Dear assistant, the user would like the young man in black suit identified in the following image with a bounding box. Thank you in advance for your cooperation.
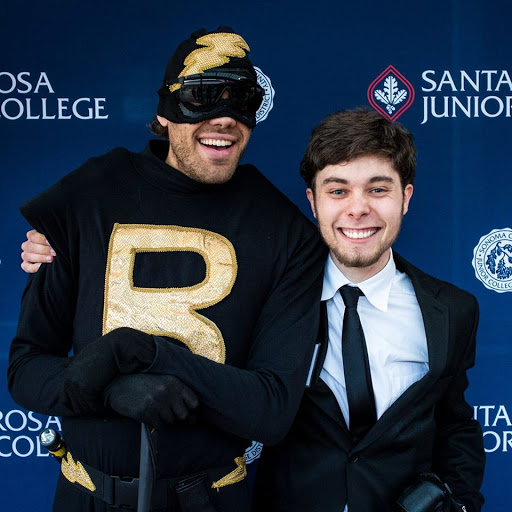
[253,108,485,512]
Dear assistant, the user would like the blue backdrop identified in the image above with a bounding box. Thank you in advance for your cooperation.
[1,1,510,510]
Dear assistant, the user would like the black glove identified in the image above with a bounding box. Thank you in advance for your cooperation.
[104,374,199,428]
[61,327,156,415]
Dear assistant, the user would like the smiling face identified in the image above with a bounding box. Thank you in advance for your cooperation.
[157,114,251,184]
[307,155,413,283]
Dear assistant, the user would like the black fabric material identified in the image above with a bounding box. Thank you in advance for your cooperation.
[306,300,329,388]
[339,285,376,443]
[8,139,326,511]
[104,374,198,428]
[61,327,156,415]
[252,253,485,512]
[175,473,218,512]
[157,26,259,127]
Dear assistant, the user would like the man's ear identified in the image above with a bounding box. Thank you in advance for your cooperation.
[402,184,413,215]
[156,115,169,128]
[306,188,317,219]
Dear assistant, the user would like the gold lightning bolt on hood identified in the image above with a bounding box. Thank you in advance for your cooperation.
[169,32,251,92]
[159,26,256,91]
[156,26,261,128]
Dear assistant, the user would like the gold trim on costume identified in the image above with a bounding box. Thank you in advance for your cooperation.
[211,456,247,490]
[61,452,96,492]
[103,224,237,364]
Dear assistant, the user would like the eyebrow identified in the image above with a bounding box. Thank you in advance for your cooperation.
[369,175,395,184]
[320,175,395,186]
[320,177,349,185]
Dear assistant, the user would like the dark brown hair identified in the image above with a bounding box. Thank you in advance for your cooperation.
[300,107,416,190]
[148,117,168,138]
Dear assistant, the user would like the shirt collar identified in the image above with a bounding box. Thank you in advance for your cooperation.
[321,249,396,312]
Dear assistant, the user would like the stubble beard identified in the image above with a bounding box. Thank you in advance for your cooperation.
[322,212,404,270]
[172,145,240,184]
[330,242,391,269]
[167,131,247,185]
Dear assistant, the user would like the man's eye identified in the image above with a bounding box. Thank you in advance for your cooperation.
[371,187,386,193]
[331,189,346,195]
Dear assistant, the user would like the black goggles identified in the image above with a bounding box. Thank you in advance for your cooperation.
[171,71,264,115]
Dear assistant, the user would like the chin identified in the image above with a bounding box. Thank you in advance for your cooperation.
[199,171,236,185]
[332,247,385,269]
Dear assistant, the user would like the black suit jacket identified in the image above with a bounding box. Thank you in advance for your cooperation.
[253,253,485,512]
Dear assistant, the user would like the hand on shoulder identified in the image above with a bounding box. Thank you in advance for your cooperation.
[21,229,56,273]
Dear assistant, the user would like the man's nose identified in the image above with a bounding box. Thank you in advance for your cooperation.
[208,115,237,129]
[346,193,370,218]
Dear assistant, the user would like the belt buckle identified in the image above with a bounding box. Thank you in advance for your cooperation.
[111,475,139,509]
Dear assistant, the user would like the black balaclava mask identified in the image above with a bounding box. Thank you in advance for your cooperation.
[157,27,263,129]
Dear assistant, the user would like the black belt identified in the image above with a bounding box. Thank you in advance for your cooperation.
[59,453,246,510]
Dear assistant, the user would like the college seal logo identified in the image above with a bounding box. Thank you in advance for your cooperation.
[244,440,263,464]
[472,228,512,293]
[367,65,415,121]
[254,67,275,124]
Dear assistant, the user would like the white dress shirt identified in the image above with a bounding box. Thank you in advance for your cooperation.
[319,251,429,512]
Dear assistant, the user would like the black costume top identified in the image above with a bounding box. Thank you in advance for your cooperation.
[8,141,326,510]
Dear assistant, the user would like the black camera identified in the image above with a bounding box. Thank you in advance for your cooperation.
[394,473,468,512]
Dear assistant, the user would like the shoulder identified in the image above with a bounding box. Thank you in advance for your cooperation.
[19,147,134,255]
[395,252,478,309]
[234,164,315,224]
[21,147,132,218]
[54,147,133,190]
[230,163,325,257]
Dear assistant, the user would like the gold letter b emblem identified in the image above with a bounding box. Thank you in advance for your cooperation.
[103,224,237,363]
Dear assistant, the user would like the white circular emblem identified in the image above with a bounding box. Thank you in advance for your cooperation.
[254,66,275,124]
[244,440,263,464]
[472,228,512,293]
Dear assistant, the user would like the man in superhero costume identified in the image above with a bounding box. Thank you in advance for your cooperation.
[9,27,325,511]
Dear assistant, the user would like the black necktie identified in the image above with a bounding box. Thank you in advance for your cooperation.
[340,285,376,442]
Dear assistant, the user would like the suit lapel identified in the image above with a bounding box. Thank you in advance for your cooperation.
[305,380,350,437]
[306,301,351,438]
[355,253,450,450]
[307,253,451,449]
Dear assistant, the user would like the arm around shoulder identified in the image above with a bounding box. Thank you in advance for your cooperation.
[20,229,56,273]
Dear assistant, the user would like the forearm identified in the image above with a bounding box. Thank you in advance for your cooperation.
[143,224,325,444]
[8,265,76,416]
[147,336,315,445]
[8,347,74,416]
[146,232,323,444]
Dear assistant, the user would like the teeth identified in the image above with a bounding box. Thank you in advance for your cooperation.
[200,139,233,147]
[342,229,377,239]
